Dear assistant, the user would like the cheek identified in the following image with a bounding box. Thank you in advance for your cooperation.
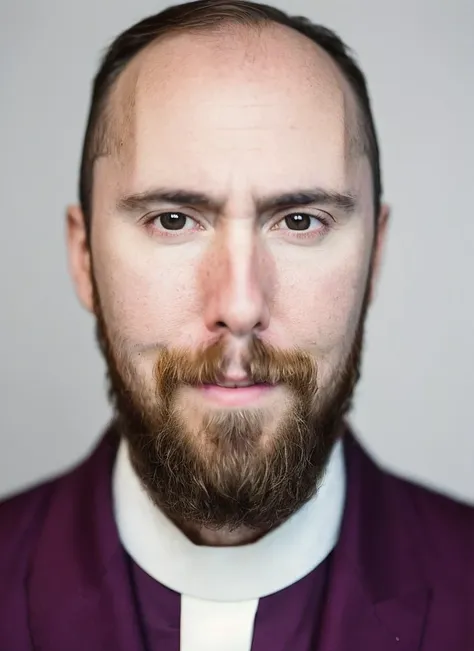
[274,239,371,378]
[91,227,201,347]
[280,264,364,344]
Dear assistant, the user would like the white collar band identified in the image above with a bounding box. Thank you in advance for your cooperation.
[113,436,346,602]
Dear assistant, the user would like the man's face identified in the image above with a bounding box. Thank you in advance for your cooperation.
[68,25,387,532]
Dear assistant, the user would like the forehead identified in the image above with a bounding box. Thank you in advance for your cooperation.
[102,24,364,199]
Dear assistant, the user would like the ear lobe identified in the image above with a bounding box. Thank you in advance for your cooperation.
[369,203,390,303]
[66,204,94,313]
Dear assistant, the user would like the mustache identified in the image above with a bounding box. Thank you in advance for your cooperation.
[154,337,318,397]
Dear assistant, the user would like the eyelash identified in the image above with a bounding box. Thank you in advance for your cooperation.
[273,213,331,239]
[143,211,332,240]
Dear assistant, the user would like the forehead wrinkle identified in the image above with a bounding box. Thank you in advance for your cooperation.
[98,24,363,185]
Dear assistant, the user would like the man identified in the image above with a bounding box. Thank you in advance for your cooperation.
[0,1,472,649]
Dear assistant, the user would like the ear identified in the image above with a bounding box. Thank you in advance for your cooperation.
[369,202,390,303]
[66,205,94,313]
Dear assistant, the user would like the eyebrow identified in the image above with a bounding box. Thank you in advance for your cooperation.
[116,186,357,216]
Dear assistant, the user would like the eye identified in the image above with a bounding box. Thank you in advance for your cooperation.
[150,211,197,231]
[277,212,328,232]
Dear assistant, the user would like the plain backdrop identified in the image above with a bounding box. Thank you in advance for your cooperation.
[1,0,473,502]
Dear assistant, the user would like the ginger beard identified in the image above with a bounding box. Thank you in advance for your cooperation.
[93,274,369,533]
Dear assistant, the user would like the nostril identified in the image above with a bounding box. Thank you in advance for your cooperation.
[216,321,227,329]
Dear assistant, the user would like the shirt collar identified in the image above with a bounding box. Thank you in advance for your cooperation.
[113,436,346,602]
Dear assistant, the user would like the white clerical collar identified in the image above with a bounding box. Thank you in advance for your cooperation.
[112,436,346,602]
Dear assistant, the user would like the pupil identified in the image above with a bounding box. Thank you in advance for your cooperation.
[160,212,186,230]
[285,214,311,231]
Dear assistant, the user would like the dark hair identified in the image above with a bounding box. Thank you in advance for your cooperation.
[79,0,382,234]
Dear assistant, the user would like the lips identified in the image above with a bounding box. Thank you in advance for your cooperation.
[205,378,273,389]
[198,381,275,407]
[211,380,257,388]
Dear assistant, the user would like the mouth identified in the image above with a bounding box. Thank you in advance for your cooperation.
[197,381,276,407]
[211,379,263,388]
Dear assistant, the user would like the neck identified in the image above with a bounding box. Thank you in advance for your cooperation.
[178,521,269,546]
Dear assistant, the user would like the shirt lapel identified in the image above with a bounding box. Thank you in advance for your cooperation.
[317,434,431,651]
[27,430,145,651]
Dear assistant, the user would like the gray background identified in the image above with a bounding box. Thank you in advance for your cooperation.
[1,0,473,502]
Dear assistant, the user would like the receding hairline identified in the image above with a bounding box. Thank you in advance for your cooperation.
[92,20,368,166]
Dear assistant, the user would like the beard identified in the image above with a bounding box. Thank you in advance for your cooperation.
[93,278,369,534]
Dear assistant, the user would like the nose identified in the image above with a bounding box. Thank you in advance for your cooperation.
[202,230,271,339]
